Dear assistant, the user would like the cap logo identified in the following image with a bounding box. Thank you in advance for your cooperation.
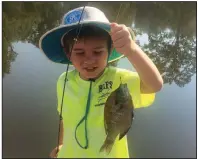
[64,10,82,25]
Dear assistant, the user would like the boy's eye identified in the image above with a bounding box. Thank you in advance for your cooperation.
[94,51,103,55]
[75,52,84,55]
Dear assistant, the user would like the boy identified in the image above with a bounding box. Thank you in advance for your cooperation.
[39,6,163,158]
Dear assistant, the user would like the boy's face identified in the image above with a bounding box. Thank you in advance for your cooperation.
[67,37,109,80]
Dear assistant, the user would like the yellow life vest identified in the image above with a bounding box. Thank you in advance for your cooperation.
[56,66,155,158]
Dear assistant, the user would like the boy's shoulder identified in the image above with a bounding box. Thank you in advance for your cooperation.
[107,66,139,77]
[57,67,139,82]
[57,69,77,82]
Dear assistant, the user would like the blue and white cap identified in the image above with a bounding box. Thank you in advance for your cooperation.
[62,6,109,25]
[39,6,123,64]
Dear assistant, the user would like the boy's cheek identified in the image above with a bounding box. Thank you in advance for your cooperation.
[69,54,80,61]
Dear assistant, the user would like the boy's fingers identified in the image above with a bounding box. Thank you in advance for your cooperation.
[111,29,128,42]
[110,23,125,34]
[113,37,126,48]
[110,23,118,32]
[110,22,117,28]
[49,152,55,158]
[49,147,59,158]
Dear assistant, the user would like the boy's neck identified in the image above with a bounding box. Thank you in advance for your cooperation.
[79,68,106,81]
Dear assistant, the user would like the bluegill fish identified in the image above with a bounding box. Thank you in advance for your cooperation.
[100,82,134,154]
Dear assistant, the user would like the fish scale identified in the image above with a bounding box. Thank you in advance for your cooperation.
[100,82,135,155]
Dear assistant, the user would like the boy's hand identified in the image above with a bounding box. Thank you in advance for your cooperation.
[110,23,136,56]
[49,145,63,158]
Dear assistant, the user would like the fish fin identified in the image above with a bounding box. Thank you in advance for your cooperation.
[104,122,108,135]
[119,109,133,140]
[104,110,109,135]
[104,91,116,134]
[99,137,114,155]
[119,125,131,140]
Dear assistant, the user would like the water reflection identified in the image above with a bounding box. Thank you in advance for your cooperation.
[144,30,196,87]
[2,30,18,77]
[2,1,196,87]
[2,2,196,158]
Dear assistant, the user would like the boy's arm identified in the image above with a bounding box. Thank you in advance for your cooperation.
[125,42,163,94]
[110,23,163,93]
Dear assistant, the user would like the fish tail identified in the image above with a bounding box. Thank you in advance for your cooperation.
[99,137,114,155]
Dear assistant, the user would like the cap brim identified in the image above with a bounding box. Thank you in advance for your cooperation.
[39,21,124,64]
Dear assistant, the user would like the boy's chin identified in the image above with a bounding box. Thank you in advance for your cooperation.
[83,73,100,80]
[81,70,104,80]
[79,68,106,80]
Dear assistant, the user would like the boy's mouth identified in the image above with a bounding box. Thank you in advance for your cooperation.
[84,67,98,72]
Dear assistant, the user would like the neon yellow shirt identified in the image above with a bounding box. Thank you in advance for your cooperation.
[56,66,155,158]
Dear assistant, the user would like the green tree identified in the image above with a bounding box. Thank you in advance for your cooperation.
[2,2,196,87]
[143,30,196,87]
[138,2,196,87]
[134,2,196,37]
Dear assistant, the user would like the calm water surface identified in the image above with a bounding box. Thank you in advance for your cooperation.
[3,2,196,158]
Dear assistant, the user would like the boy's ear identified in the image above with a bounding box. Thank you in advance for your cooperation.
[66,53,72,61]
[109,44,113,56]
[111,43,114,50]
[110,43,114,52]
[63,48,72,61]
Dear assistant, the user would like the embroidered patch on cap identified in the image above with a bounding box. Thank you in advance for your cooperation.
[64,10,83,24]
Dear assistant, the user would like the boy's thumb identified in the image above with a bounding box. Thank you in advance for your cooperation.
[110,23,117,32]
[111,22,117,27]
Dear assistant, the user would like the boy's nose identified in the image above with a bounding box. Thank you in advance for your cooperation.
[83,59,95,65]
[84,55,96,64]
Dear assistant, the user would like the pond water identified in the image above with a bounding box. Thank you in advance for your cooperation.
[2,2,196,158]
